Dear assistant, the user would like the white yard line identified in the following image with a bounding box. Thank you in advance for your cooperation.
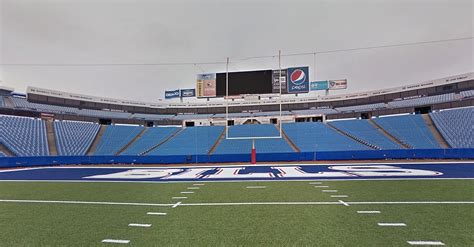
[339,200,350,206]
[128,223,151,228]
[172,197,187,199]
[193,184,205,186]
[180,191,194,194]
[147,212,167,216]
[314,185,329,188]
[331,195,348,198]
[322,190,338,193]
[407,241,445,246]
[172,201,182,208]
[187,187,200,190]
[101,239,130,244]
[378,223,406,227]
[246,186,266,189]
[309,182,322,185]
[0,199,473,207]
[357,211,380,214]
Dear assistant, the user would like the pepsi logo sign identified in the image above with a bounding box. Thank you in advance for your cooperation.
[290,69,306,85]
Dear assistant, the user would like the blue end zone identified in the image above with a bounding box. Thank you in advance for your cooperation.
[0,162,473,182]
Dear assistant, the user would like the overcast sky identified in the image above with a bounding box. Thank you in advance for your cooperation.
[0,0,472,102]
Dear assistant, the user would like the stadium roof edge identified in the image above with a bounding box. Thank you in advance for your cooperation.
[25,72,473,109]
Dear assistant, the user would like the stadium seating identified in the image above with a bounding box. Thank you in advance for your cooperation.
[1,115,49,156]
[373,114,440,149]
[292,108,338,115]
[430,107,473,148]
[283,122,370,152]
[336,103,387,113]
[94,125,144,155]
[0,151,6,157]
[54,121,100,155]
[148,126,224,155]
[10,97,78,114]
[0,96,4,107]
[388,93,455,108]
[460,90,474,99]
[213,124,294,154]
[121,127,180,155]
[330,119,402,149]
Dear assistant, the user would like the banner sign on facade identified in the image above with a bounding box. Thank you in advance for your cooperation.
[272,69,288,94]
[165,90,180,99]
[287,67,309,93]
[310,81,329,91]
[328,79,348,90]
[180,88,196,98]
[196,73,216,97]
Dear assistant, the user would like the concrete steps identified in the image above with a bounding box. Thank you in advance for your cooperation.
[87,125,107,155]
[141,128,183,156]
[0,143,15,157]
[326,122,379,150]
[208,128,226,155]
[368,119,411,149]
[45,121,58,156]
[276,124,301,152]
[116,127,148,155]
[422,114,450,148]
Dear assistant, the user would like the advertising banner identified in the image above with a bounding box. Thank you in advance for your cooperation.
[287,66,309,93]
[310,81,329,91]
[196,73,216,97]
[180,88,196,98]
[328,79,347,90]
[272,69,287,94]
[165,90,180,99]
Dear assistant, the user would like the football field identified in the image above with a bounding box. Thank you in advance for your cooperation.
[0,163,473,246]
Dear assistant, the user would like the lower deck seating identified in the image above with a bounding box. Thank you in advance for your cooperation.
[283,122,370,152]
[54,121,100,156]
[1,115,49,156]
[94,125,144,155]
[121,127,179,155]
[330,119,402,150]
[373,114,440,149]
[147,126,224,155]
[430,107,473,148]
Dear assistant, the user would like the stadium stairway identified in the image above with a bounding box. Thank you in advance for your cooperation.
[45,120,58,156]
[368,119,411,149]
[421,114,450,148]
[0,143,15,157]
[141,128,183,156]
[326,122,379,150]
[86,125,107,155]
[3,96,14,108]
[276,124,301,152]
[116,127,148,155]
[207,128,226,155]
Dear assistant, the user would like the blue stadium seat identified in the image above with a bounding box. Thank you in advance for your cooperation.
[94,125,144,155]
[54,121,100,156]
[148,126,224,155]
[373,114,440,149]
[121,127,180,155]
[1,115,49,156]
[430,107,473,148]
[283,122,369,152]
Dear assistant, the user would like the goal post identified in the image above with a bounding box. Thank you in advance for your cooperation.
[224,50,284,140]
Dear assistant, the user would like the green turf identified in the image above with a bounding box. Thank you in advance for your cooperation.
[0,179,472,246]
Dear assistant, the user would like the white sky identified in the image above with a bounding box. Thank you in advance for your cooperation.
[0,0,473,102]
